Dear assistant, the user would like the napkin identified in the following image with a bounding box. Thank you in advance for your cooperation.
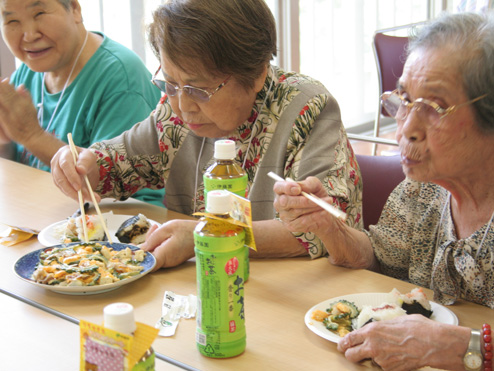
[0,224,38,246]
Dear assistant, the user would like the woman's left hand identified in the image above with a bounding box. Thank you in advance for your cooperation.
[139,219,198,270]
[337,314,468,371]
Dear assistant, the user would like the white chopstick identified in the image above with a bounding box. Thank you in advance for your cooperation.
[267,171,347,221]
[67,133,113,243]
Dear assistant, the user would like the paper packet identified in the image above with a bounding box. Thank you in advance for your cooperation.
[155,291,197,337]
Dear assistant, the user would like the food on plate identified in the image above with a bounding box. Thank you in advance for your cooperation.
[32,242,145,286]
[390,287,433,318]
[312,299,360,337]
[55,214,107,243]
[115,214,151,244]
[311,288,434,337]
[354,302,407,330]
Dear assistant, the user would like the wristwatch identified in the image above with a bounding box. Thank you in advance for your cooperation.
[463,329,482,371]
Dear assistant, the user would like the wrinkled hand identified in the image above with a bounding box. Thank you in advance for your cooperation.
[0,79,42,146]
[337,315,461,371]
[140,220,198,270]
[51,145,100,203]
[273,176,338,234]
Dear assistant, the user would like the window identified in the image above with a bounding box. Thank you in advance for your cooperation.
[296,0,440,128]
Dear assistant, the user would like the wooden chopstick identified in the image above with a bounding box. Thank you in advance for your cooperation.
[267,171,347,221]
[67,134,89,243]
[67,133,113,243]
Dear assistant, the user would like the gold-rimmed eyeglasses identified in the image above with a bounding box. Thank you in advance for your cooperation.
[381,89,487,123]
[151,66,231,104]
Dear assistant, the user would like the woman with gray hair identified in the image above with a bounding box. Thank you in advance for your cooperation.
[0,0,163,205]
[274,11,494,371]
[50,0,362,267]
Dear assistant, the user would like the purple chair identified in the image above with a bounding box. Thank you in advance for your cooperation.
[356,154,405,229]
[370,22,425,155]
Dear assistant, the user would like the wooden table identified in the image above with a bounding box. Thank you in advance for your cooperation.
[1,158,493,370]
[0,291,180,370]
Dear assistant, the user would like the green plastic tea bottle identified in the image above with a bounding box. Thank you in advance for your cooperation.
[203,139,250,280]
[194,190,246,358]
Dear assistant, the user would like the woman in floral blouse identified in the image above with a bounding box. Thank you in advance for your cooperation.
[51,0,362,268]
[274,12,494,371]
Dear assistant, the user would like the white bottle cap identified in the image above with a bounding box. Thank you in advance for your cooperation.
[214,139,236,160]
[206,190,232,214]
[103,302,136,335]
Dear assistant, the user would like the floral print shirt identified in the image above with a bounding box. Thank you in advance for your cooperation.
[368,178,494,309]
[91,66,363,258]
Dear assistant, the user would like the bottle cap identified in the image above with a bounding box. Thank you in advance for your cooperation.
[103,302,136,335]
[214,139,236,160]
[206,190,232,214]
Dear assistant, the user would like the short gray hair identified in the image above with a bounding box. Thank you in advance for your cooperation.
[408,12,494,133]
[148,0,277,90]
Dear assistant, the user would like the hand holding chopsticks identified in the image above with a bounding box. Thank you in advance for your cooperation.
[268,171,347,221]
[67,133,113,243]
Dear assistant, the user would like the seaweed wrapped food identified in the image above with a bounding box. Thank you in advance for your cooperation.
[390,287,433,318]
[354,302,407,330]
[116,214,151,244]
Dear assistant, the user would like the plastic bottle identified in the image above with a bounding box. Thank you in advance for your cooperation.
[203,139,248,202]
[194,190,246,358]
[104,302,155,371]
[203,139,249,280]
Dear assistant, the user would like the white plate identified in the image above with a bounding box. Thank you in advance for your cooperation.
[38,213,159,247]
[14,242,156,295]
[304,293,459,343]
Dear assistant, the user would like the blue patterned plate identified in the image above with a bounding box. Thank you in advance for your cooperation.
[14,242,156,295]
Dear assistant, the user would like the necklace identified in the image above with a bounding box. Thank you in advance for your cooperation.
[36,31,89,168]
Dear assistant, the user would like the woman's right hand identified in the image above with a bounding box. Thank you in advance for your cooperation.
[273,176,340,235]
[51,145,100,203]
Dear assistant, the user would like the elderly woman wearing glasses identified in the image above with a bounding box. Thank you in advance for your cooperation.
[50,0,362,267]
[274,11,494,371]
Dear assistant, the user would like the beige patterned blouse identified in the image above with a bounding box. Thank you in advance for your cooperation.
[367,178,494,309]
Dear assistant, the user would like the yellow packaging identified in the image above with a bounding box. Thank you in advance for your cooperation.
[194,192,256,251]
[80,320,158,370]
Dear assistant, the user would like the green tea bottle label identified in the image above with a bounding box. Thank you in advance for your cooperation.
[204,174,248,199]
[194,216,246,358]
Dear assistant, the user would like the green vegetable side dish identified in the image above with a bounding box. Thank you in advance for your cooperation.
[32,242,145,287]
[311,299,360,337]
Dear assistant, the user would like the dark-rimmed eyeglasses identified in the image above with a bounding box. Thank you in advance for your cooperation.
[381,89,487,123]
[151,66,231,104]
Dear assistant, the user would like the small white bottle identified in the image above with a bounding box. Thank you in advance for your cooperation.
[104,303,155,371]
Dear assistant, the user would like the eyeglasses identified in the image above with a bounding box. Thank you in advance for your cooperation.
[381,89,487,123]
[151,66,231,104]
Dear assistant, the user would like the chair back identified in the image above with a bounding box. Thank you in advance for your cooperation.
[370,22,425,155]
[373,33,409,116]
[356,154,405,229]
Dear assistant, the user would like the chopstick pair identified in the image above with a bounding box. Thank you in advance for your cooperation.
[267,171,347,221]
[67,133,113,243]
